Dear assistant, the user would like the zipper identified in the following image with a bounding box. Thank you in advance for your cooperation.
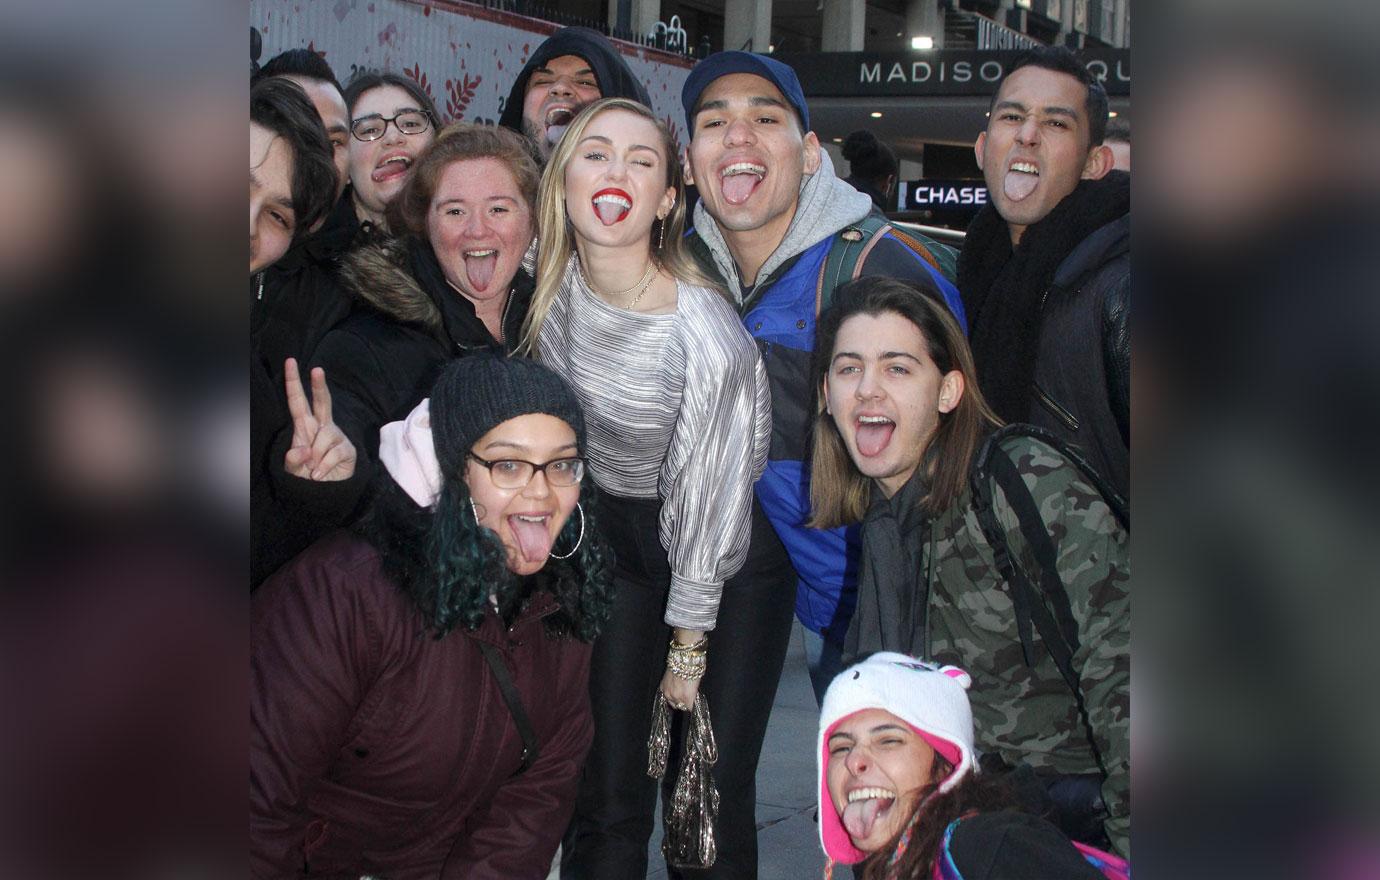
[1034,382,1079,433]
[255,271,264,301]
[497,286,515,345]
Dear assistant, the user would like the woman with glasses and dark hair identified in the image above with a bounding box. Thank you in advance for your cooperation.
[252,354,614,878]
[342,71,440,235]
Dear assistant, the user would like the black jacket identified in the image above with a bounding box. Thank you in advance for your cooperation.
[250,189,363,377]
[1031,214,1130,500]
[937,811,1106,879]
[252,234,532,588]
[959,174,1130,502]
[251,190,366,590]
[497,26,650,135]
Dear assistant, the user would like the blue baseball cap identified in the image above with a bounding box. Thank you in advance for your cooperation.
[681,51,810,134]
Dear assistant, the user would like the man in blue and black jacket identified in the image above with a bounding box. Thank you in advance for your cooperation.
[682,52,965,704]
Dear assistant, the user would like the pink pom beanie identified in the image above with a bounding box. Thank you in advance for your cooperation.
[817,652,975,865]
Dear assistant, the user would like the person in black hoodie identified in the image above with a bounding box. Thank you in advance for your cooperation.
[960,46,1129,500]
[498,26,651,163]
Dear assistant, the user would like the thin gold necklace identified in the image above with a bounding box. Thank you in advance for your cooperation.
[624,267,658,310]
[581,259,657,310]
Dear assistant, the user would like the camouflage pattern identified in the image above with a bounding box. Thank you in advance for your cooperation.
[854,433,1130,856]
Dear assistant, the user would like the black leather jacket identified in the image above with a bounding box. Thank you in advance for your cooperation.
[1030,214,1130,501]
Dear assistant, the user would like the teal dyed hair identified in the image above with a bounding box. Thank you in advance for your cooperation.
[359,471,613,641]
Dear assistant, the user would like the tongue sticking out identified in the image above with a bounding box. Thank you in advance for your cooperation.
[509,517,554,562]
[372,159,409,183]
[1003,169,1039,202]
[464,253,498,291]
[842,798,890,841]
[545,124,569,146]
[721,172,760,205]
[594,201,628,225]
[855,421,895,457]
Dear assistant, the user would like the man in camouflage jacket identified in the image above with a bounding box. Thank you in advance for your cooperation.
[842,431,1130,856]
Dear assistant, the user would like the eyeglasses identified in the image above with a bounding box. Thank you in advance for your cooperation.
[350,110,433,142]
[467,452,586,489]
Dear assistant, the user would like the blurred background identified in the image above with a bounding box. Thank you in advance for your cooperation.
[0,0,1377,875]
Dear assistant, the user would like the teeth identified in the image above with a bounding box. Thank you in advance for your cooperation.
[465,249,496,257]
[515,515,547,523]
[858,416,893,424]
[721,162,765,178]
[380,155,411,168]
[593,194,632,210]
[546,107,574,125]
[1011,162,1038,175]
[847,787,895,803]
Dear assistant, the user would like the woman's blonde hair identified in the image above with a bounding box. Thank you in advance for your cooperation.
[516,97,718,356]
[809,276,1001,529]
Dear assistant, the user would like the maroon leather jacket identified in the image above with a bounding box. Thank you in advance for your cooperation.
[250,531,594,878]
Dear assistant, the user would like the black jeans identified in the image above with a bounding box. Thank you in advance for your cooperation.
[562,491,797,879]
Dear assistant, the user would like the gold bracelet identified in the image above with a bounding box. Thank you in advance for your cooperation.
[668,635,708,654]
[666,644,707,681]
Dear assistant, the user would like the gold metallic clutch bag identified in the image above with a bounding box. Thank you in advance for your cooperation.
[646,691,720,869]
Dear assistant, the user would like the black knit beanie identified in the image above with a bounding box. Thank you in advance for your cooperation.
[429,354,586,478]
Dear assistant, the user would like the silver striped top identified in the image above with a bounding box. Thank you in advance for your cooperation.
[539,255,771,630]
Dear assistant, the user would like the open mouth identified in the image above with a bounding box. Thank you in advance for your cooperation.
[854,415,895,457]
[1003,160,1040,201]
[719,161,766,206]
[462,248,499,292]
[508,513,554,562]
[592,188,633,226]
[544,105,576,145]
[842,786,897,841]
[372,153,413,183]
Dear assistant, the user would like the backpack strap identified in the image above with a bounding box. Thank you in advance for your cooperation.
[815,215,961,318]
[476,640,539,775]
[814,219,875,317]
[969,425,1122,776]
[986,450,1082,694]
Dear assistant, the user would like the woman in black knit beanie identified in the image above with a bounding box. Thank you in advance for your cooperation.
[251,355,614,878]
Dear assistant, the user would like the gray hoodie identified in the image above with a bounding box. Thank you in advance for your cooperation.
[692,150,873,305]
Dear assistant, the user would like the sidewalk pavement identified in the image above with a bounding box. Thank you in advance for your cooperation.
[646,619,828,878]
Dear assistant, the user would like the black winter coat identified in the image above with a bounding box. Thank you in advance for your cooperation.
[1030,214,1129,501]
[259,237,534,563]
[251,190,367,589]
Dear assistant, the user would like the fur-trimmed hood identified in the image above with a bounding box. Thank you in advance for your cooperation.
[339,236,447,338]
[337,235,534,353]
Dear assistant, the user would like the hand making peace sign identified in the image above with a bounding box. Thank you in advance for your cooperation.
[283,357,356,482]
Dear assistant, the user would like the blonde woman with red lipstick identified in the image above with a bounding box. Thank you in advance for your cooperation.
[518,97,777,877]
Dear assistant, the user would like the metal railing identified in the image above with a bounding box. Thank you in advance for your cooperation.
[892,220,968,248]
[462,0,699,57]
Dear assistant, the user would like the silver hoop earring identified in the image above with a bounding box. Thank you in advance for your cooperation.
[549,502,585,559]
[469,497,480,522]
